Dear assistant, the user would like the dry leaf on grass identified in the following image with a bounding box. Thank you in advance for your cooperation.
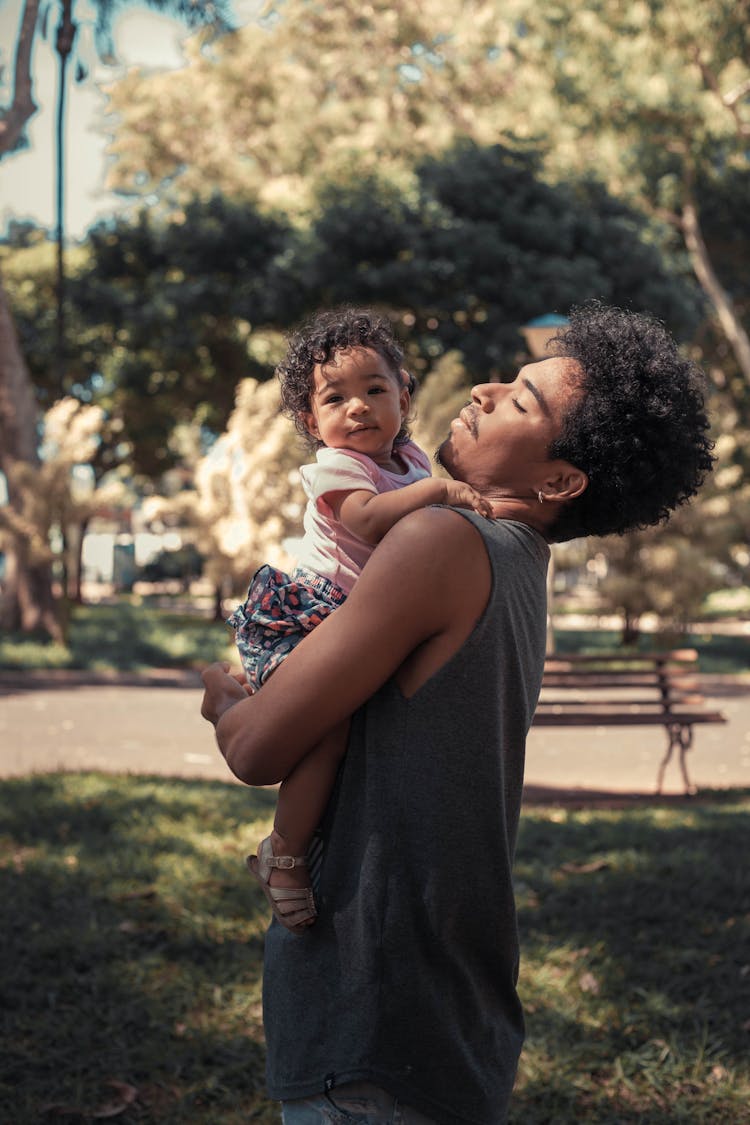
[91,1080,139,1119]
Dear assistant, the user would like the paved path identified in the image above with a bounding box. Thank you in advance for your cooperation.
[1,670,748,797]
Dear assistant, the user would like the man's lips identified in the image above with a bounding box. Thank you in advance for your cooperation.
[458,406,477,437]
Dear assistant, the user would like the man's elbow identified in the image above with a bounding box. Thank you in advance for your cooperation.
[218,729,283,787]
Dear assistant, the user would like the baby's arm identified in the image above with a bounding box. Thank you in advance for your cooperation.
[327,477,492,546]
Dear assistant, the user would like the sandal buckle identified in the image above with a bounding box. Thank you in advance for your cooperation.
[274,855,296,869]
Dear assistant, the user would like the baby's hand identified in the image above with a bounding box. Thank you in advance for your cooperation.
[440,480,493,518]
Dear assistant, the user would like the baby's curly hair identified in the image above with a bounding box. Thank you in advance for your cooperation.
[277,307,410,449]
[547,302,715,542]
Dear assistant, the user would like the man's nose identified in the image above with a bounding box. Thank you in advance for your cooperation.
[471,384,498,410]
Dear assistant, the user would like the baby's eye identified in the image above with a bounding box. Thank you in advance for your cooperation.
[512,397,527,414]
[368,387,385,395]
[323,395,343,405]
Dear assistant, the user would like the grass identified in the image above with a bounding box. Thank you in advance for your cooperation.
[0,600,235,673]
[2,600,747,676]
[552,627,750,675]
[1,776,748,1123]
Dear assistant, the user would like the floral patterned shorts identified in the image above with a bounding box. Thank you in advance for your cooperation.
[227,564,347,692]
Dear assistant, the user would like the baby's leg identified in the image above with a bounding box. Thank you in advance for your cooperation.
[267,720,350,892]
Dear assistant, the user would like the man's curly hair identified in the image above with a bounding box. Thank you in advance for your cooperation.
[546,303,715,543]
[277,307,410,450]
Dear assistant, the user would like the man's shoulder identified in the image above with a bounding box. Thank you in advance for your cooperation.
[378,506,488,570]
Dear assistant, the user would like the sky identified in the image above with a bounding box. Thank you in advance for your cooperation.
[0,0,258,238]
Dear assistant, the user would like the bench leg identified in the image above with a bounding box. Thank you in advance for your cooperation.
[657,724,696,796]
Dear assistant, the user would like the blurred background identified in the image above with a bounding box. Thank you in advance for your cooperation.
[1,0,748,663]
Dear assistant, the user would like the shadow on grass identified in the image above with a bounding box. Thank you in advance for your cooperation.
[0,775,278,1123]
[2,777,748,1124]
[511,794,750,1123]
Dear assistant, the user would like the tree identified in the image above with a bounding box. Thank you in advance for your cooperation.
[5,147,700,476]
[0,284,62,636]
[501,0,750,388]
[142,377,307,620]
[104,0,749,399]
[302,143,700,377]
[71,196,293,474]
[102,0,523,212]
[0,0,231,633]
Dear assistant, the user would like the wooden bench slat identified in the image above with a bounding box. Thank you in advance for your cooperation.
[533,710,727,726]
[533,649,727,794]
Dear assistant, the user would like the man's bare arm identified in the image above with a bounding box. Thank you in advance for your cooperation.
[201,507,491,785]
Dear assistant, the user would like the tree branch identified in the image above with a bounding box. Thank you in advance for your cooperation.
[691,45,750,139]
[681,199,750,383]
[723,77,750,109]
[0,0,41,158]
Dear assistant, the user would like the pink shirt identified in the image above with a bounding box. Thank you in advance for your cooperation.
[294,441,432,595]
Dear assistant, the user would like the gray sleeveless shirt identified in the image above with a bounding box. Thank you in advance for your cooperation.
[262,513,550,1125]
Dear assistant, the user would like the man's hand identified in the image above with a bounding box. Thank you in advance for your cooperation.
[439,479,493,518]
[200,662,250,729]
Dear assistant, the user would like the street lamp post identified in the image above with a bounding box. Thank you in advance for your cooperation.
[520,315,570,654]
[54,0,77,393]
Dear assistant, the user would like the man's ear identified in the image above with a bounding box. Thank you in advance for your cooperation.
[541,461,588,503]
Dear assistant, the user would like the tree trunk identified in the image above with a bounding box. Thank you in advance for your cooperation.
[0,281,61,639]
[0,0,40,157]
[72,514,90,604]
[213,581,226,623]
[621,610,640,647]
[682,199,750,384]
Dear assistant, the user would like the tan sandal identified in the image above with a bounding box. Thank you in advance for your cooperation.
[246,835,317,935]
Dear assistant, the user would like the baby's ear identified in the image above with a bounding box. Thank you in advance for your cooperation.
[302,411,320,439]
[400,368,417,395]
[399,385,411,417]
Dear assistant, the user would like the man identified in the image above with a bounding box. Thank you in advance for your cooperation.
[201,304,714,1125]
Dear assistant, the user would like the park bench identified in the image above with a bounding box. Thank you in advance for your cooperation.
[532,649,727,795]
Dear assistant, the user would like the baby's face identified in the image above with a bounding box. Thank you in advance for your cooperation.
[303,347,409,466]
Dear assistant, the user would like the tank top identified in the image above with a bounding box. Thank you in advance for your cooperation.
[262,512,550,1125]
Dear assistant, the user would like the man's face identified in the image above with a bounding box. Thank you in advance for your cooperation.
[437,356,582,495]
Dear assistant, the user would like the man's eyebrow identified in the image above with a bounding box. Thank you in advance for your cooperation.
[522,376,550,416]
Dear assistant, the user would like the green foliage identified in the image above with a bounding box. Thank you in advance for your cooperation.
[0,600,233,671]
[3,198,295,476]
[552,626,750,675]
[0,774,747,1122]
[102,0,521,209]
[5,147,700,474]
[303,143,700,375]
[139,544,205,586]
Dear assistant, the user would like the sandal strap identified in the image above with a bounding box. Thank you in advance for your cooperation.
[263,853,308,870]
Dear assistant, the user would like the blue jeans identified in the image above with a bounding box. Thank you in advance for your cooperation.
[281,1081,439,1125]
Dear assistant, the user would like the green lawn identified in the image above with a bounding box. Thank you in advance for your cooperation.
[2,599,749,677]
[1,775,747,1123]
[0,600,235,673]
